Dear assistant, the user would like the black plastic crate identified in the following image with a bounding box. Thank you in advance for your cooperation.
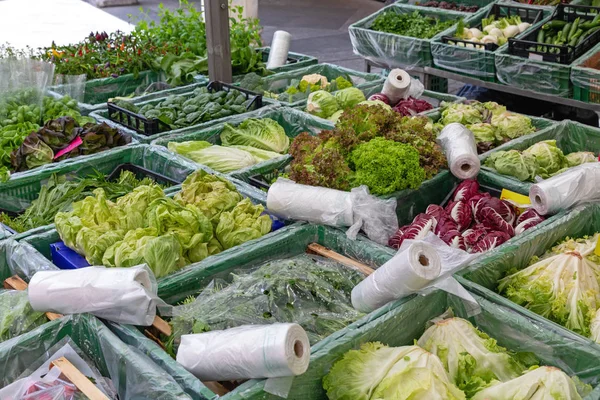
[442,4,543,51]
[248,170,283,191]
[107,164,182,186]
[509,4,600,64]
[107,81,263,137]
[260,51,300,65]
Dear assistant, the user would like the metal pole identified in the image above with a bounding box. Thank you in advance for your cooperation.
[205,0,232,83]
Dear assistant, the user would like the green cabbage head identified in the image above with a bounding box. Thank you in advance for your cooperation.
[491,112,535,141]
[522,140,566,178]
[334,87,366,109]
[566,151,597,167]
[467,123,496,144]
[440,103,482,125]
[306,90,340,119]
[484,150,538,181]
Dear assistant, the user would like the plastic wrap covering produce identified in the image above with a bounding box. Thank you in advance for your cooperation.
[478,119,600,194]
[530,163,600,215]
[53,169,272,279]
[168,254,365,350]
[51,74,86,104]
[348,4,469,69]
[0,314,195,399]
[0,144,199,239]
[177,323,310,381]
[571,42,600,102]
[236,63,383,108]
[28,264,167,326]
[458,203,600,345]
[267,179,398,245]
[494,19,572,97]
[189,287,600,399]
[437,123,480,179]
[0,238,58,343]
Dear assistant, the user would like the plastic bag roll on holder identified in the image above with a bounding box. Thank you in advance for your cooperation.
[27,264,171,326]
[266,178,398,246]
[437,123,480,180]
[530,162,600,216]
[176,323,310,381]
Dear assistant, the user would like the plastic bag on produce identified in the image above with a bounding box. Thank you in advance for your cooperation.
[0,339,116,399]
[0,290,47,343]
[0,238,59,281]
[52,74,86,103]
[0,59,55,115]
[267,179,398,245]
[27,264,171,326]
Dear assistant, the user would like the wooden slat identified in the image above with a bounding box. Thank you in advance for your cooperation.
[144,329,166,350]
[3,275,63,320]
[152,315,172,337]
[307,243,375,276]
[202,381,231,396]
[51,357,110,400]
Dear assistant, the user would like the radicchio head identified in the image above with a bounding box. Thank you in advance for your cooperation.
[470,231,512,253]
[469,192,492,218]
[462,223,489,247]
[515,208,543,226]
[434,215,459,236]
[426,204,448,220]
[514,216,543,235]
[452,180,480,202]
[388,214,436,249]
[475,197,516,225]
[440,232,467,251]
[445,200,472,231]
[367,93,390,105]
[481,207,515,237]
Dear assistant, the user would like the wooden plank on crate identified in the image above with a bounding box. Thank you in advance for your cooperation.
[3,275,63,320]
[51,357,110,400]
[202,381,231,396]
[152,315,172,337]
[307,243,375,276]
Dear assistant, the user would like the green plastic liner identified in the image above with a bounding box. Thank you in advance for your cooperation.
[0,144,200,240]
[348,4,470,69]
[151,106,334,180]
[47,70,165,114]
[478,119,600,194]
[495,18,572,97]
[0,314,195,399]
[242,63,385,109]
[571,42,600,104]
[458,202,600,349]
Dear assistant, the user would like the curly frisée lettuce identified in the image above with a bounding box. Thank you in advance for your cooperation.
[498,235,600,337]
[323,343,465,400]
[417,317,525,396]
[471,366,588,400]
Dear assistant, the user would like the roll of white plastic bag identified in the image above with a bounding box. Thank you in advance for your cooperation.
[267,179,398,245]
[382,69,412,105]
[266,31,291,69]
[437,123,480,180]
[177,323,310,381]
[530,162,600,215]
[351,242,442,313]
[28,264,163,326]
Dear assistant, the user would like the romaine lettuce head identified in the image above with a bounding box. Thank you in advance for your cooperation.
[522,140,566,178]
[566,151,597,167]
[484,150,538,181]
[230,145,283,163]
[467,123,496,144]
[220,118,289,153]
[471,366,586,400]
[175,144,256,173]
[215,198,271,250]
[371,346,466,400]
[417,317,524,396]
[167,140,212,155]
[334,87,366,109]
[491,112,535,141]
[306,90,340,119]
[440,103,483,125]
[498,251,600,337]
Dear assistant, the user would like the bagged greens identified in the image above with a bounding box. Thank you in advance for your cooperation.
[0,290,47,343]
[485,140,598,181]
[167,254,364,355]
[435,101,536,153]
[0,170,157,233]
[54,170,271,278]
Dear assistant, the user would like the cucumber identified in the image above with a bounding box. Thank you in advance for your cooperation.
[568,17,580,40]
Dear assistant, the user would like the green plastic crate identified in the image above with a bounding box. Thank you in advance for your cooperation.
[458,202,600,352]
[0,144,200,239]
[495,18,572,97]
[396,0,497,8]
[99,223,401,399]
[431,3,550,83]
[48,70,164,114]
[0,314,198,399]
[572,42,600,103]
[89,85,266,144]
[349,4,470,69]
[151,106,334,176]
[245,63,385,109]
[478,119,600,194]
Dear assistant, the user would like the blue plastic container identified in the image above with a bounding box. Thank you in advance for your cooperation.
[50,242,91,270]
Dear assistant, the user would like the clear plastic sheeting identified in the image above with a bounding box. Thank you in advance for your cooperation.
[0,314,194,399]
[348,4,469,69]
[0,340,117,399]
[437,123,480,179]
[571,42,600,101]
[0,238,58,280]
[0,59,55,112]
[51,74,86,103]
[0,290,47,343]
[267,180,398,245]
